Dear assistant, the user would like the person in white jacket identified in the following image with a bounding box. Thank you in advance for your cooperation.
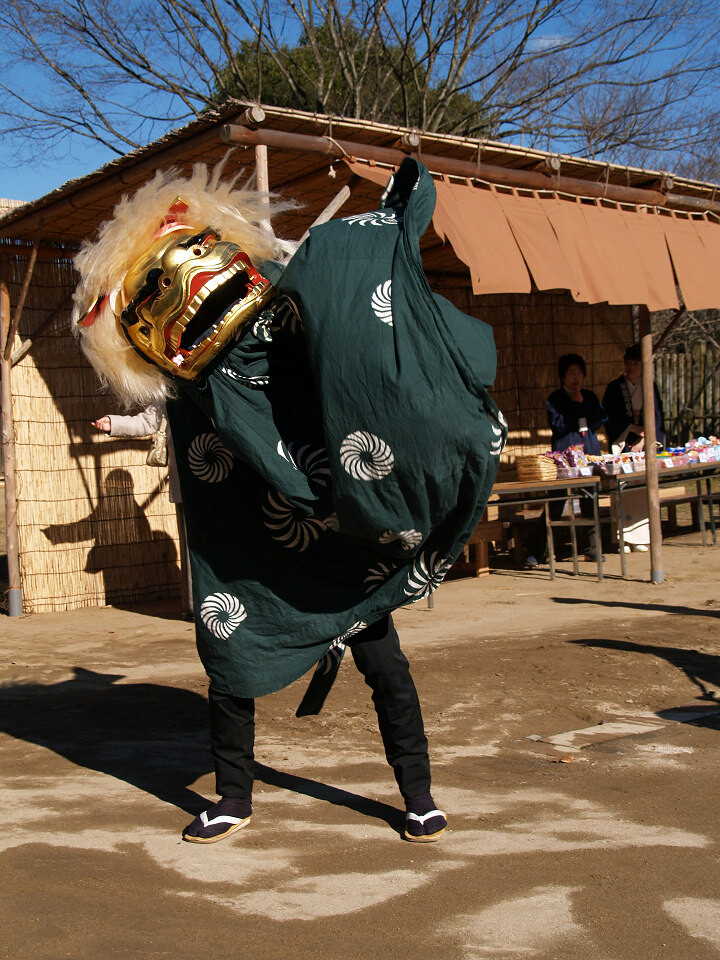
[92,402,192,617]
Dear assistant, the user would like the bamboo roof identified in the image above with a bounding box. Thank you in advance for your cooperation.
[1,101,720,251]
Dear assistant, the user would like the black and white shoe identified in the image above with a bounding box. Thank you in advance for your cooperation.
[182,797,252,844]
[404,793,447,842]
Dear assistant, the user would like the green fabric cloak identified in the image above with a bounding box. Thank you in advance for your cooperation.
[166,158,506,703]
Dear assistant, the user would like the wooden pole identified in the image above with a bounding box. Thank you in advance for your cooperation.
[254,142,272,241]
[299,175,362,243]
[0,255,22,614]
[11,293,74,367]
[3,226,41,361]
[223,123,665,204]
[638,305,664,584]
[222,123,720,214]
[255,143,269,194]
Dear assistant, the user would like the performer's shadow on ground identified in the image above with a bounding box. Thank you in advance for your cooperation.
[0,667,403,831]
[571,638,720,712]
[554,596,720,619]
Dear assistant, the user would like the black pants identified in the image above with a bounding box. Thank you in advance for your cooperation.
[208,614,431,802]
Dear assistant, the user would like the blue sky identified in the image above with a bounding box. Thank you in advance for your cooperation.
[1,147,117,203]
[1,4,717,203]
[0,52,180,204]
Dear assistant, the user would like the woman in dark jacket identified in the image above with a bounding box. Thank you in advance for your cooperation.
[547,353,607,455]
[543,354,607,561]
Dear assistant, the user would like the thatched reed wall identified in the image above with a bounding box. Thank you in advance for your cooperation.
[6,252,181,613]
[429,276,633,471]
[5,248,630,613]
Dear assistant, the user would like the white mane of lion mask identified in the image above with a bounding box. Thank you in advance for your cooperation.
[72,160,296,408]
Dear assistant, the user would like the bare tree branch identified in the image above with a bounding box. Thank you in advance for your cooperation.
[1,0,719,176]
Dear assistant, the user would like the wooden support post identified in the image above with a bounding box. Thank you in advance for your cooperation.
[639,305,664,584]
[0,256,22,614]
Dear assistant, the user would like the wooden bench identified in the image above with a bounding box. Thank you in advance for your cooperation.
[509,501,613,567]
[452,517,504,577]
[657,486,700,529]
[507,507,545,567]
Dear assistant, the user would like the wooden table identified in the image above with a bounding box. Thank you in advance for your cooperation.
[599,460,719,577]
[487,475,603,580]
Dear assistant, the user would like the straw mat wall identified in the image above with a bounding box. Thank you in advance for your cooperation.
[429,275,633,471]
[6,254,181,612]
[5,257,630,612]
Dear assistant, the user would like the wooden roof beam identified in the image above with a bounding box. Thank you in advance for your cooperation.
[0,256,22,614]
[222,123,720,215]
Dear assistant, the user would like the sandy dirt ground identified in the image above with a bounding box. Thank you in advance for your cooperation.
[2,527,720,960]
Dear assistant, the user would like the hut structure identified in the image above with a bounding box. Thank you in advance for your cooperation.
[2,103,720,614]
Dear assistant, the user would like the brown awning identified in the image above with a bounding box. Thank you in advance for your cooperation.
[620,208,680,311]
[347,160,720,310]
[434,180,531,294]
[659,212,720,311]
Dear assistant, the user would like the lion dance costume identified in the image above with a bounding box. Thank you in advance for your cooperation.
[73,156,506,843]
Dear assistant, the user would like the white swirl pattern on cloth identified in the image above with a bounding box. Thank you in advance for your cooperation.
[339,430,395,481]
[188,432,234,483]
[371,280,394,326]
[403,552,453,602]
[277,441,331,488]
[379,529,423,550]
[341,211,398,227]
[490,410,508,457]
[322,512,340,531]
[271,295,303,334]
[220,366,270,389]
[312,620,369,678]
[315,644,345,676]
[262,490,327,550]
[333,620,368,643]
[364,561,398,593]
[200,592,247,639]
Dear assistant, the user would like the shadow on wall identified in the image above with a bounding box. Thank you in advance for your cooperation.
[9,274,178,610]
[42,468,179,609]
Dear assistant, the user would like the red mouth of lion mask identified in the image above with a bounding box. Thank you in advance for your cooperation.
[115,225,274,379]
